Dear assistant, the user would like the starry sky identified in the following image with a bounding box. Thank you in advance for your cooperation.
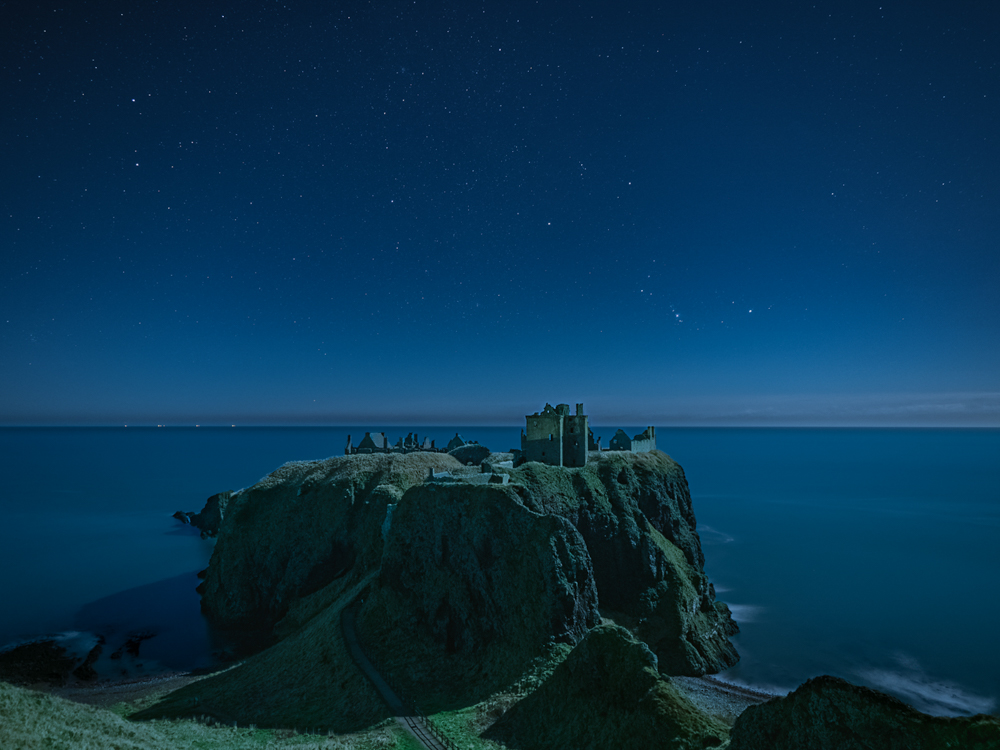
[2,1,998,426]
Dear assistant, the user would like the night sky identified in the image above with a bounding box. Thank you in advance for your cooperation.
[3,1,998,426]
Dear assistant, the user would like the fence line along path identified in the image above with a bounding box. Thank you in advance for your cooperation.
[341,603,458,750]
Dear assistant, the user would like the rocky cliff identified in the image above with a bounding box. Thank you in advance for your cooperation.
[195,452,463,639]
[356,481,601,706]
[146,449,737,725]
[508,451,739,675]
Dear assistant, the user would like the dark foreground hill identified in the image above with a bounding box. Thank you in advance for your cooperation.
[727,676,1000,750]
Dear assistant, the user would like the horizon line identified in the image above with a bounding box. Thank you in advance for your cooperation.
[2,422,998,430]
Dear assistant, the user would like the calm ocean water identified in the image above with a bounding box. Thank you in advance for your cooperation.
[0,426,996,715]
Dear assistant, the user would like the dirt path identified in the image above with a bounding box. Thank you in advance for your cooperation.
[341,605,453,750]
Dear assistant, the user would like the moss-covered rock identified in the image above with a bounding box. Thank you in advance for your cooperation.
[447,442,491,465]
[485,624,729,749]
[357,482,600,708]
[196,452,462,638]
[727,675,1000,750]
[508,451,738,676]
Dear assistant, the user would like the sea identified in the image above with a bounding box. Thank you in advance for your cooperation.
[0,426,996,717]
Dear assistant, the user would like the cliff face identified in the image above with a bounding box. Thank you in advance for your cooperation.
[182,448,737,722]
[196,452,463,636]
[509,451,739,676]
[727,676,1000,750]
[357,482,600,705]
[365,483,599,653]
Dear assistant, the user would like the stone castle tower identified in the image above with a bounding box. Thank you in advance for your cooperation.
[521,403,589,467]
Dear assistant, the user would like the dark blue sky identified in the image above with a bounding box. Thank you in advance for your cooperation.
[3,1,998,425]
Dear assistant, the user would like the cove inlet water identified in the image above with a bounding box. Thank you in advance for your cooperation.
[0,426,996,716]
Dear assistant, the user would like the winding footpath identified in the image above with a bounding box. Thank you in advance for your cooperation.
[341,605,453,750]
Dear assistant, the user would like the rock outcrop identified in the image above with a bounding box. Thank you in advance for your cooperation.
[485,624,729,749]
[0,635,106,687]
[0,641,80,686]
[509,451,739,675]
[448,442,492,465]
[727,675,1000,750]
[357,482,600,704]
[195,452,462,638]
[165,448,737,723]
[174,491,232,538]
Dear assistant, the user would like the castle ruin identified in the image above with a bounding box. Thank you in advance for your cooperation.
[608,426,657,453]
[520,402,657,467]
[521,403,589,468]
[344,431,478,456]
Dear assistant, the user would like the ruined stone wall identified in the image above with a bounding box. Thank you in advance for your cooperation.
[563,410,588,467]
[608,427,656,454]
[630,427,656,453]
[524,410,564,465]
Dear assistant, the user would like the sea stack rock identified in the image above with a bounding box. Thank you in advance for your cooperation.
[172,448,737,725]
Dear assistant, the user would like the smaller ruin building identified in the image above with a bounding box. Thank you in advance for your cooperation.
[349,431,388,454]
[344,431,479,456]
[608,426,656,453]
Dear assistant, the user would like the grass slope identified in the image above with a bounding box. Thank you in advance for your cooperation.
[484,625,729,750]
[0,681,418,750]
[134,576,388,732]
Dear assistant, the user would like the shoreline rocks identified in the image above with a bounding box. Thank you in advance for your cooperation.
[172,491,233,538]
